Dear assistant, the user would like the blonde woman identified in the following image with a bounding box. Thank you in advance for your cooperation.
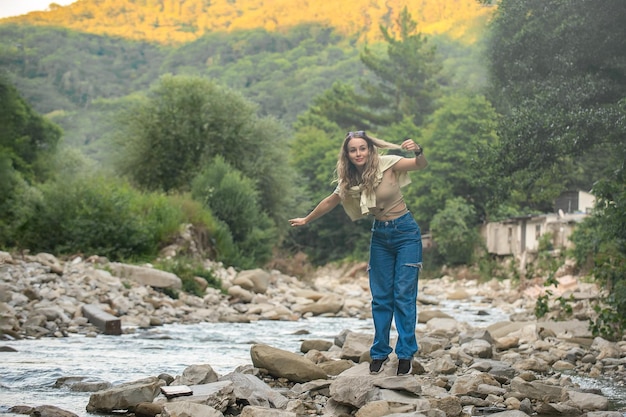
[289,130,427,375]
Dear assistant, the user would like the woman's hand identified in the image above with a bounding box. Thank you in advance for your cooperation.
[400,138,422,154]
[289,194,341,227]
[289,217,307,227]
[393,138,428,172]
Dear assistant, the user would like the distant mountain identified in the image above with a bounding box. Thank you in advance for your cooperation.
[1,0,493,44]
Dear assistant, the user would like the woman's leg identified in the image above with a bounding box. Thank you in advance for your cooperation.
[368,228,395,360]
[392,216,422,359]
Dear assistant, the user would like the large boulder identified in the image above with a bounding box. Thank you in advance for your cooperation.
[86,377,164,412]
[250,344,327,383]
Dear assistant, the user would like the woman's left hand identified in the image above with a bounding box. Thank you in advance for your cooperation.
[401,138,421,154]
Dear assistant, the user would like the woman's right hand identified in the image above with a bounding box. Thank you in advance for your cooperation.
[289,193,340,227]
[289,218,307,227]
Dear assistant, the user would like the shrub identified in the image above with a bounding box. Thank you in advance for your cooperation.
[154,256,222,297]
[430,197,481,266]
[19,176,163,260]
[191,156,277,267]
[0,152,43,249]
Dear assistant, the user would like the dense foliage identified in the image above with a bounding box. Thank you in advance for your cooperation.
[0,76,61,182]
[0,78,244,264]
[430,197,480,266]
[112,74,293,265]
[191,156,278,268]
[485,0,626,339]
[485,0,626,212]
[0,76,62,246]
[407,93,498,228]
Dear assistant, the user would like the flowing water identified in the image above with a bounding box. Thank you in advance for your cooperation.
[0,299,624,417]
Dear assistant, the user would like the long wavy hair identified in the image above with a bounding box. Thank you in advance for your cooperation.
[336,131,401,199]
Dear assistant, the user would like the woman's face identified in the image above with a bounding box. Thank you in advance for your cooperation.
[346,138,369,170]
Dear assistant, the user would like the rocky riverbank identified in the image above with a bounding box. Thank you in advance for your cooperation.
[1,250,625,417]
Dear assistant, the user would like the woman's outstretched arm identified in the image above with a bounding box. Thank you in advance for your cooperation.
[289,193,342,227]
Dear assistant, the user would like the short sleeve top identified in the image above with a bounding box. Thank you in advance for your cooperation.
[334,155,411,221]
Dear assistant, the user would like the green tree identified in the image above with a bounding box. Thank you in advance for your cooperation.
[0,153,42,248]
[485,0,626,211]
[306,82,375,131]
[406,93,498,228]
[430,197,480,266]
[306,8,444,131]
[0,76,62,182]
[117,76,289,213]
[115,75,250,192]
[570,165,626,340]
[0,77,61,248]
[114,74,295,229]
[359,7,443,127]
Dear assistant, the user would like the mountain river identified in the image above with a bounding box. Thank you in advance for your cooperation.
[1,298,625,417]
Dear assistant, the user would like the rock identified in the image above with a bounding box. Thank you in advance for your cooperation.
[250,344,327,383]
[0,345,18,352]
[487,411,531,417]
[17,405,78,417]
[318,359,355,376]
[374,375,422,395]
[446,288,470,300]
[227,285,254,303]
[508,378,565,402]
[429,356,457,374]
[552,359,576,371]
[418,309,453,323]
[592,337,621,360]
[300,339,333,353]
[329,363,381,408]
[565,389,609,411]
[219,372,288,408]
[429,396,463,417]
[460,339,493,358]
[233,269,270,294]
[295,293,344,315]
[108,263,182,289]
[135,402,164,417]
[449,373,501,396]
[1,254,624,417]
[417,336,448,355]
[161,401,223,417]
[172,364,219,386]
[354,400,391,417]
[425,318,464,337]
[157,381,234,412]
[86,376,164,412]
[240,405,296,417]
[339,331,374,362]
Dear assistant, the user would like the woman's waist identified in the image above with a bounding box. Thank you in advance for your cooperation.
[372,208,412,224]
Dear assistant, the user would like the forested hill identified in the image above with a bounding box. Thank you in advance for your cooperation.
[1,0,492,44]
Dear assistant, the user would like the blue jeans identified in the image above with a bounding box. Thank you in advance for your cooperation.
[368,212,422,360]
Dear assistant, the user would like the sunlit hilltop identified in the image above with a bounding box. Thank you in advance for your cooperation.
[1,0,494,44]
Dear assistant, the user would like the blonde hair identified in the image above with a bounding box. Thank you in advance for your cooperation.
[336,131,401,199]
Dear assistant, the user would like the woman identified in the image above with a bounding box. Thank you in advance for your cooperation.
[289,130,428,375]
